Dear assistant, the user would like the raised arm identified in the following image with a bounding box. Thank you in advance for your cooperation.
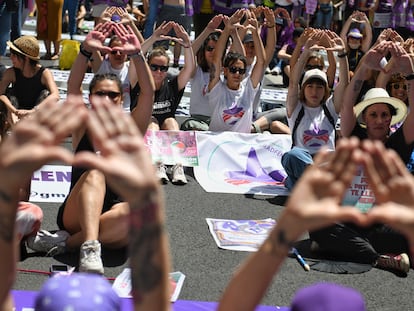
[286,32,322,117]
[208,10,244,92]
[141,21,174,55]
[290,28,318,71]
[248,15,266,88]
[0,97,87,309]
[262,7,277,67]
[72,98,172,311]
[359,13,373,53]
[68,22,113,96]
[173,23,195,91]
[324,31,349,113]
[191,14,225,77]
[340,42,388,137]
[110,23,155,134]
[386,43,414,145]
[218,137,367,311]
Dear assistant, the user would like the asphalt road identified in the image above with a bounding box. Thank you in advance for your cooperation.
[7,18,414,310]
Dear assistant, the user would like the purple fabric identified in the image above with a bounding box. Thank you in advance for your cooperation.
[392,0,409,27]
[290,282,366,311]
[12,290,288,311]
[212,0,255,15]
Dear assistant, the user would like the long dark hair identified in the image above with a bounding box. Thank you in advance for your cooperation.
[197,32,220,72]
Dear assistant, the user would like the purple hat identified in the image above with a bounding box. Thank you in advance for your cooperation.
[348,28,363,39]
[35,273,121,311]
[289,282,366,311]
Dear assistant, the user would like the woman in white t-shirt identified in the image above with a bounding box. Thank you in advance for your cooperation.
[282,30,349,190]
[207,10,265,133]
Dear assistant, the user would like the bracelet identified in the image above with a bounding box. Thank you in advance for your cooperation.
[262,229,294,256]
[406,73,414,81]
[267,24,275,28]
[79,43,92,60]
[337,52,347,58]
[129,50,144,60]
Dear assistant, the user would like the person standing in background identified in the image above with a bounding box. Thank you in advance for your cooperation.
[193,0,215,38]
[35,0,64,60]
[0,0,13,73]
[62,0,80,39]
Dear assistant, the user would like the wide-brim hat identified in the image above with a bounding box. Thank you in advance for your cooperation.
[301,68,328,87]
[7,35,40,61]
[354,87,407,127]
[288,282,366,311]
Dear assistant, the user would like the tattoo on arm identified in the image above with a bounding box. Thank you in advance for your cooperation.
[353,79,363,93]
[0,189,14,243]
[129,200,164,303]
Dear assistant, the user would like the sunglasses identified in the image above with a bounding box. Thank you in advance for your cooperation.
[149,64,169,72]
[110,50,123,55]
[206,46,215,52]
[228,66,246,74]
[391,83,407,90]
[93,91,121,99]
[305,64,323,70]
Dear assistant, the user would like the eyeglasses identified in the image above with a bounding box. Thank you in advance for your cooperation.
[228,66,246,74]
[149,64,169,72]
[206,46,215,52]
[391,83,407,90]
[93,91,121,99]
[305,64,323,70]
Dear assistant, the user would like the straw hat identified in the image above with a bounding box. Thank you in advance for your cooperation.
[7,36,40,61]
[353,88,407,127]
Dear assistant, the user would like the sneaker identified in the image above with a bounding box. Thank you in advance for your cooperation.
[156,162,169,184]
[79,240,104,275]
[265,67,271,74]
[376,253,410,273]
[171,163,187,185]
[26,229,69,256]
[271,67,281,75]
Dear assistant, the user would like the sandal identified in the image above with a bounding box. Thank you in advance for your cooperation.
[50,53,60,60]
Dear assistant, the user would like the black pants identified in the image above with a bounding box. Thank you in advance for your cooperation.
[310,223,409,264]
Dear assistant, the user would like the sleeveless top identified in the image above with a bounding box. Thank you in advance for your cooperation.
[11,67,47,110]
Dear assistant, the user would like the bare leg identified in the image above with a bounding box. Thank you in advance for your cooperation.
[161,117,179,130]
[62,169,105,249]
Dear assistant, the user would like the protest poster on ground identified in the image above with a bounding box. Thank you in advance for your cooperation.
[144,130,199,167]
[194,132,291,196]
[206,218,276,252]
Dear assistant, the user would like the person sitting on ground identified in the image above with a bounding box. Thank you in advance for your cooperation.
[340,11,373,79]
[238,7,291,135]
[217,136,414,310]
[0,94,171,310]
[208,9,265,133]
[309,40,414,273]
[0,35,59,203]
[26,21,155,275]
[89,7,145,113]
[0,36,59,121]
[138,21,195,185]
[180,14,225,131]
[281,30,349,191]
